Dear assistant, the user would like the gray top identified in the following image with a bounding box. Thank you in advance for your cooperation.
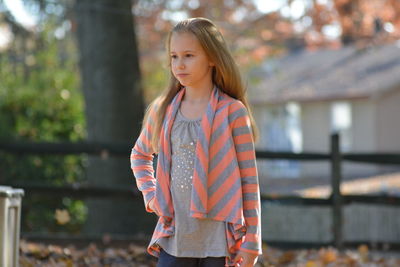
[156,107,229,258]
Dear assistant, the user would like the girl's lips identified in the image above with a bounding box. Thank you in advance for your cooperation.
[177,74,189,77]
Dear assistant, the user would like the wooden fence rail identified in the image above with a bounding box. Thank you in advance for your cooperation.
[2,140,400,163]
[6,183,400,205]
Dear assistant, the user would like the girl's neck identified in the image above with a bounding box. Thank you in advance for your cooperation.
[183,83,214,103]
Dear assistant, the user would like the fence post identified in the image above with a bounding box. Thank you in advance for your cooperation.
[0,186,24,267]
[331,133,343,251]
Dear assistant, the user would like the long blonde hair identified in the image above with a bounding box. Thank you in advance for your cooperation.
[142,17,259,153]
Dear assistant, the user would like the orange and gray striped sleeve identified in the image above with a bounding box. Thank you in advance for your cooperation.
[230,101,262,256]
[130,103,158,214]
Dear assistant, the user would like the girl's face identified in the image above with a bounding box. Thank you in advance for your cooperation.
[170,32,214,89]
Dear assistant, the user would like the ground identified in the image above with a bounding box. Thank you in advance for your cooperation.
[19,239,400,267]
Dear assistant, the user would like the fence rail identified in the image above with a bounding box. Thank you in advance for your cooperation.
[5,182,400,205]
[2,141,400,163]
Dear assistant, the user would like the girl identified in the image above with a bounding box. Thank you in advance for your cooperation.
[130,17,262,267]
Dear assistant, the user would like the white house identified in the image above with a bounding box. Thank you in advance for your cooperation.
[249,42,400,181]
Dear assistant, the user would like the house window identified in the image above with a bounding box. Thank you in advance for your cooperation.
[330,101,352,151]
[262,102,301,178]
[286,102,302,153]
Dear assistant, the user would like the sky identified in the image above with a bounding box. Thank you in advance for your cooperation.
[0,0,37,48]
[3,0,38,27]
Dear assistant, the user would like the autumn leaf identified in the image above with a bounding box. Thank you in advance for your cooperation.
[278,251,296,264]
[319,247,337,264]
[55,209,71,225]
[305,260,319,267]
[358,244,369,262]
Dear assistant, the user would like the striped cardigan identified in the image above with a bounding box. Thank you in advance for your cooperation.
[130,85,262,266]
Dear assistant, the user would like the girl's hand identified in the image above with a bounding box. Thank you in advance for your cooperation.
[233,250,258,267]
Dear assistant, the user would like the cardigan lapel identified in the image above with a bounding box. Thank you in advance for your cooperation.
[155,87,185,219]
[190,85,219,217]
[155,85,220,219]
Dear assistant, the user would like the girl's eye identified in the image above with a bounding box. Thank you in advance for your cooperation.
[170,54,193,59]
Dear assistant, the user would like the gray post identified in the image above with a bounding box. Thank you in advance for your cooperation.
[331,133,343,250]
[0,186,24,267]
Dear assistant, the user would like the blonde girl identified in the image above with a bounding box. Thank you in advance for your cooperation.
[130,17,262,267]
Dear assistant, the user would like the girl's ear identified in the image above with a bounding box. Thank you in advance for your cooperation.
[209,61,215,67]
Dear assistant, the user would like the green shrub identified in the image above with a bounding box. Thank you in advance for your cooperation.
[0,35,88,233]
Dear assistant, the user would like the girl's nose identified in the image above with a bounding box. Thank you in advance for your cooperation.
[177,59,185,69]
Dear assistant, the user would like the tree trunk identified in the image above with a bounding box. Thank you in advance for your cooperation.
[74,0,154,235]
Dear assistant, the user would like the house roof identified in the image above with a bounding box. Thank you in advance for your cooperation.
[249,42,400,105]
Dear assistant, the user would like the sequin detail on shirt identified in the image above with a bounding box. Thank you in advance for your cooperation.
[171,141,196,192]
[170,108,200,193]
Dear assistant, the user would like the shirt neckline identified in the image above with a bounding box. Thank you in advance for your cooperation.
[178,107,202,122]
